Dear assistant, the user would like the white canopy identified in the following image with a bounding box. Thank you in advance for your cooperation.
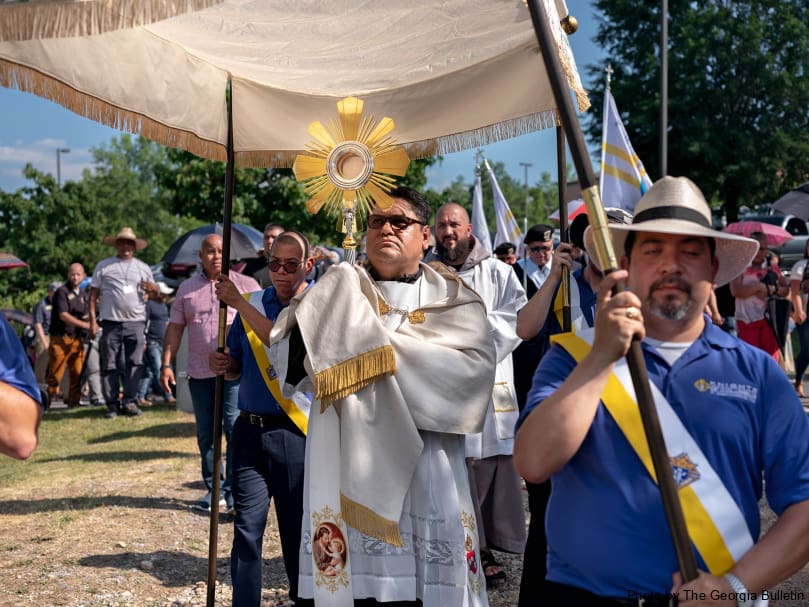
[0,0,223,42]
[0,0,589,167]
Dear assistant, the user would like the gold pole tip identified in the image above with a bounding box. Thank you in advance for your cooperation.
[561,15,578,35]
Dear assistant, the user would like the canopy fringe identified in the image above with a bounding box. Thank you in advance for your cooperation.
[0,0,223,43]
[0,59,227,162]
[1,59,589,170]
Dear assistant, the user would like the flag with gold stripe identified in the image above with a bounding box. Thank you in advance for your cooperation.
[600,89,652,212]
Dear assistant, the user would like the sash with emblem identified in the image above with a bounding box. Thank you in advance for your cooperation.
[553,329,759,579]
[241,291,310,435]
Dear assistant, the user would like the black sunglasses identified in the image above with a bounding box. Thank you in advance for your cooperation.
[367,214,424,231]
[529,245,553,253]
[268,259,303,273]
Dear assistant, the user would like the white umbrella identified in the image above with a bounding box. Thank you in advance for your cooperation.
[0,0,223,42]
[0,0,588,167]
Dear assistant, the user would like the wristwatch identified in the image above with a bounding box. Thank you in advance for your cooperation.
[724,572,755,607]
[161,364,172,369]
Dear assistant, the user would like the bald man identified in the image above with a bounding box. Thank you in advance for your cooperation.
[161,233,260,513]
[47,263,90,408]
[431,202,528,585]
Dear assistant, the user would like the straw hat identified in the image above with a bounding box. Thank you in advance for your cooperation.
[584,176,759,286]
[103,227,148,250]
[156,281,173,295]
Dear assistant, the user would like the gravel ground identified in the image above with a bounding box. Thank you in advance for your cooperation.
[2,405,808,606]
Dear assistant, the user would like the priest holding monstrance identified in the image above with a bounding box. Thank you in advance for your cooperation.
[268,99,496,606]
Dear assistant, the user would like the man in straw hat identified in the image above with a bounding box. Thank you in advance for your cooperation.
[89,227,159,419]
[515,176,809,605]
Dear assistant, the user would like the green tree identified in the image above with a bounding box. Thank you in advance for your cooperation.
[586,0,809,220]
[0,136,187,307]
[155,151,439,246]
[423,159,563,241]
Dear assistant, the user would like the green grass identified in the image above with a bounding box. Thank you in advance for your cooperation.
[0,402,198,489]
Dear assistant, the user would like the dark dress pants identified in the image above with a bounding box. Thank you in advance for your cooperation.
[230,414,307,607]
[518,479,552,607]
[99,320,145,407]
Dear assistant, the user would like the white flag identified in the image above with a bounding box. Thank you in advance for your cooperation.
[485,162,523,249]
[600,89,652,213]
[470,171,492,254]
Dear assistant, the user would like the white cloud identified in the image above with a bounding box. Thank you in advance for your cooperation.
[0,141,93,191]
[34,137,67,148]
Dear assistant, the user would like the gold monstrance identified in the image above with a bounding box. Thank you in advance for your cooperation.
[292,97,410,264]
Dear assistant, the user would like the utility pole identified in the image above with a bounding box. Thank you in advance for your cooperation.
[56,147,70,187]
[660,0,668,177]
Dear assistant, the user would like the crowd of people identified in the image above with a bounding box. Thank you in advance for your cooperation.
[2,177,809,607]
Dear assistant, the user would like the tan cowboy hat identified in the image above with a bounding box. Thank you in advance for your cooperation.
[584,176,759,287]
[103,227,148,250]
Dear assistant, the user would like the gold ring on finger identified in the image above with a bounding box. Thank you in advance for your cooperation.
[625,306,639,320]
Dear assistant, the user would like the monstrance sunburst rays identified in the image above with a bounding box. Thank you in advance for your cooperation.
[293,96,410,263]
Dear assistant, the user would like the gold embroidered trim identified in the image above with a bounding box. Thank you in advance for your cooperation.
[378,300,425,324]
[340,493,403,547]
[315,345,395,410]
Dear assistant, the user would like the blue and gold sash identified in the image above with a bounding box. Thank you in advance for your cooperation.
[242,291,309,435]
[553,329,754,575]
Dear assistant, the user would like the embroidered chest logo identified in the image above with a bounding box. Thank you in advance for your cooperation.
[670,452,700,488]
[693,378,758,403]
[694,379,710,392]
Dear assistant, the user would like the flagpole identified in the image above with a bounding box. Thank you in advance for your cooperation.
[519,161,532,294]
[556,126,571,332]
[525,0,698,582]
[601,63,612,205]
[206,77,234,607]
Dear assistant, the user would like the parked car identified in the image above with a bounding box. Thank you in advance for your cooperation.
[773,236,809,277]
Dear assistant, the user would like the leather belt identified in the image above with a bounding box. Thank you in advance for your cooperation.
[239,410,281,428]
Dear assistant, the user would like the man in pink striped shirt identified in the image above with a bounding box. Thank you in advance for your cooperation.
[161,233,260,512]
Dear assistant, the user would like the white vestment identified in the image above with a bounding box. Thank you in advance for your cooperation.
[457,258,526,458]
[271,263,494,607]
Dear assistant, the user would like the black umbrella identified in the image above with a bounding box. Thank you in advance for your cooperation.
[161,223,264,266]
[771,183,809,220]
[765,296,792,355]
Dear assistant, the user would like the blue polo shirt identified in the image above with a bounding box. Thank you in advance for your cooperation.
[1,316,41,406]
[518,318,809,597]
[226,284,310,416]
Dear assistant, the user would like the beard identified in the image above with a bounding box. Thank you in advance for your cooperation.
[646,275,693,321]
[437,236,471,263]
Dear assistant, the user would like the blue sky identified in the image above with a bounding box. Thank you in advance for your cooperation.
[0,1,604,194]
